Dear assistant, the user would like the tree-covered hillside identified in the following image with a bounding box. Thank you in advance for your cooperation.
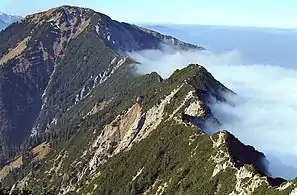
[1,5,296,195]
[0,5,201,162]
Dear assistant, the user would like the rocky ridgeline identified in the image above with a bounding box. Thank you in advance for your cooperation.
[0,5,201,160]
[0,5,295,195]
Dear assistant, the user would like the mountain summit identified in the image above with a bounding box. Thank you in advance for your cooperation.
[0,5,295,195]
[0,5,202,161]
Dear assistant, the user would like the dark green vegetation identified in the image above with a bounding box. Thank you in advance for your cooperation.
[81,121,223,194]
[0,186,55,195]
[2,62,292,194]
[0,5,296,195]
[0,5,199,162]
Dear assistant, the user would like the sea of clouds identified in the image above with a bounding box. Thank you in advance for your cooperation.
[128,47,297,179]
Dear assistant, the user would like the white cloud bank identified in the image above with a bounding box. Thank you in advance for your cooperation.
[128,48,297,179]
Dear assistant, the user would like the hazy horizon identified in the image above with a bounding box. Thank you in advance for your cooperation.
[143,24,297,68]
[1,1,297,29]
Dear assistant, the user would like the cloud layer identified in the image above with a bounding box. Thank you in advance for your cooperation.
[128,48,297,179]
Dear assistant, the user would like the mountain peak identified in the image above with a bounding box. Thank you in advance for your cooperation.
[168,64,233,102]
[0,3,201,161]
[0,12,21,30]
[23,5,93,25]
[0,5,294,192]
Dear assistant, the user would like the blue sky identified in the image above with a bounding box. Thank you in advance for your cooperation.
[0,0,296,28]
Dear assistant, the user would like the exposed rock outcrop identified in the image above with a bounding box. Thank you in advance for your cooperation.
[0,5,201,159]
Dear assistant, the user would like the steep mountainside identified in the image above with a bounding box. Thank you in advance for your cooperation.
[0,5,201,161]
[2,64,295,195]
[1,5,297,195]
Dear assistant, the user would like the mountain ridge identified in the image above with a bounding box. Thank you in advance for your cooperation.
[0,5,202,162]
[0,5,296,195]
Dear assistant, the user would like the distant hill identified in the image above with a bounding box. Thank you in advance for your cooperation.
[0,12,22,30]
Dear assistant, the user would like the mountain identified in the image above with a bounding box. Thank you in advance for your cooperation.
[0,5,296,195]
[0,5,201,161]
[0,13,22,30]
